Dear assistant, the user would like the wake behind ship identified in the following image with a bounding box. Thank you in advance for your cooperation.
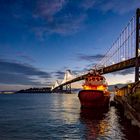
[78,71,110,108]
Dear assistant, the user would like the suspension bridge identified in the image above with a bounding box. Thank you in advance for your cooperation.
[51,8,140,92]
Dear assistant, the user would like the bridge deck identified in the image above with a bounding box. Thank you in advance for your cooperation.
[53,57,140,90]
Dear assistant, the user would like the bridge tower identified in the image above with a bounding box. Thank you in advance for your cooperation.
[65,70,71,92]
[135,8,140,82]
[65,84,71,92]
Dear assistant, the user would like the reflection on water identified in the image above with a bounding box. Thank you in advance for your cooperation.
[80,108,109,139]
[0,94,139,140]
[80,106,140,140]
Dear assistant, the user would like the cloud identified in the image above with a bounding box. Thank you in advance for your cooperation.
[52,71,65,79]
[77,53,105,62]
[0,0,88,37]
[72,63,97,75]
[0,59,51,85]
[0,59,51,78]
[19,55,36,63]
[96,0,140,14]
[32,1,87,36]
[1,0,139,39]
[1,0,139,38]
[35,0,66,22]
[16,52,36,63]
[47,14,86,35]
[80,0,96,10]
[112,68,134,75]
[0,72,40,85]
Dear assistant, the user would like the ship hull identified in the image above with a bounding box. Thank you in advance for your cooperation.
[78,90,110,108]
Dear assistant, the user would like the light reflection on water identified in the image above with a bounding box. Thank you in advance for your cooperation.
[0,93,139,140]
[80,107,125,140]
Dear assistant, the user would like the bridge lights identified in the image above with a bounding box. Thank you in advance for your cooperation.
[121,55,126,61]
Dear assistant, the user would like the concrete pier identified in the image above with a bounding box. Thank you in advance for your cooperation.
[115,95,140,127]
[114,82,140,128]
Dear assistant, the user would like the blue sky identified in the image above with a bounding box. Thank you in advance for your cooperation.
[0,0,139,90]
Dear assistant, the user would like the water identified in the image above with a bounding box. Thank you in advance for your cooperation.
[0,93,139,140]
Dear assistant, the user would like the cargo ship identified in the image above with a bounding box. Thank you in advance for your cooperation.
[78,71,110,108]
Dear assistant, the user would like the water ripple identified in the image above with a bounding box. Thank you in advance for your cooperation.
[0,94,139,140]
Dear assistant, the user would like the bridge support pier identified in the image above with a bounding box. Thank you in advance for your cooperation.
[65,84,71,93]
[135,8,140,82]
[59,86,63,90]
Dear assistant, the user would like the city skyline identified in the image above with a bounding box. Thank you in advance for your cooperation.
[0,0,140,90]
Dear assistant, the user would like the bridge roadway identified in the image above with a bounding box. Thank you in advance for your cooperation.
[56,56,140,89]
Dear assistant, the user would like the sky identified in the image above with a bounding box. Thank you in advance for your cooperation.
[0,0,140,90]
